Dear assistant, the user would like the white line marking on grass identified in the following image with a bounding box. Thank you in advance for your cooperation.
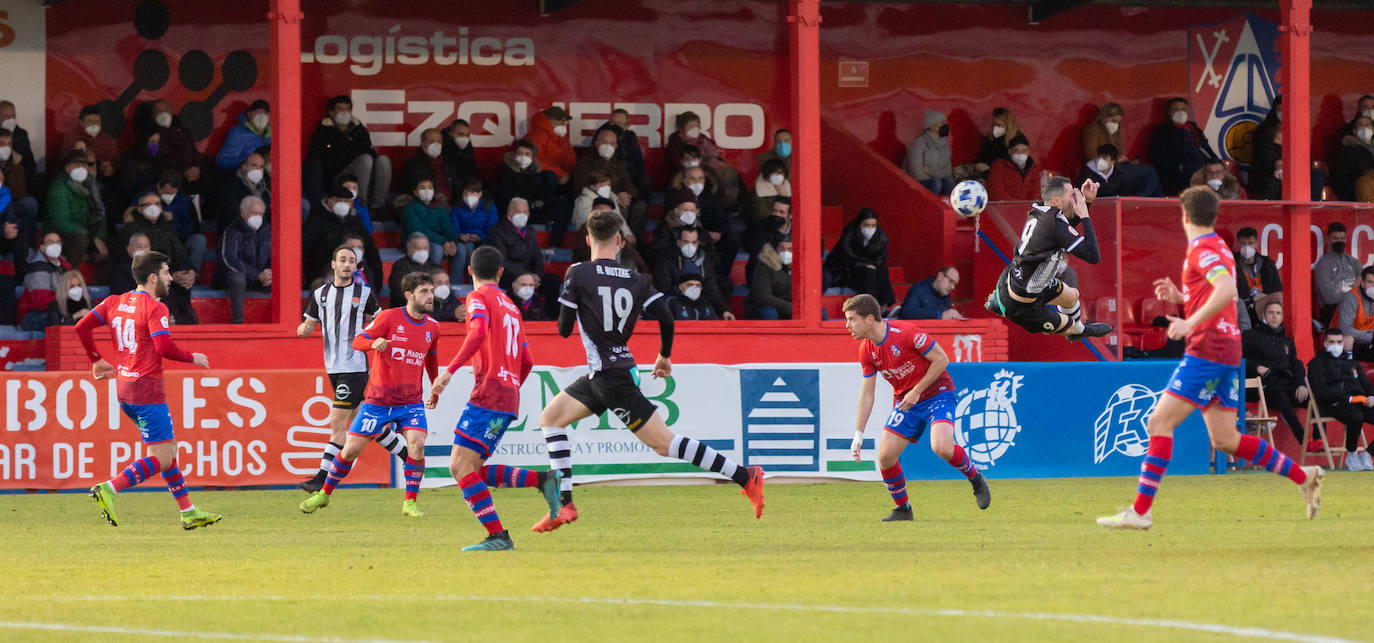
[21,595,1357,643]
[0,621,436,643]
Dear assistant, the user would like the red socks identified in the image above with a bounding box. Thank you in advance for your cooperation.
[1132,435,1172,516]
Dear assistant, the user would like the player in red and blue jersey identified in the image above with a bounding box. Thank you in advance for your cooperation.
[300,271,441,518]
[843,294,990,521]
[76,251,220,530]
[427,247,561,551]
[1099,187,1323,530]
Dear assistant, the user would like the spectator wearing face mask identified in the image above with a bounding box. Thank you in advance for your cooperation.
[138,99,204,189]
[900,266,962,321]
[604,109,651,197]
[824,208,895,308]
[19,232,73,329]
[1149,98,1220,196]
[449,178,498,284]
[402,128,459,204]
[654,225,734,320]
[305,95,391,210]
[1333,115,1374,201]
[669,272,721,321]
[573,126,647,243]
[216,100,272,171]
[974,108,1021,175]
[498,138,569,240]
[755,129,793,179]
[1233,227,1283,327]
[904,109,954,196]
[121,191,191,275]
[509,271,546,322]
[571,197,648,273]
[427,268,464,322]
[1314,222,1361,324]
[304,185,381,287]
[46,269,92,327]
[1248,97,1326,201]
[1242,300,1311,449]
[1339,94,1374,139]
[1307,327,1374,468]
[747,237,793,320]
[60,105,118,180]
[220,196,271,324]
[110,232,150,295]
[482,197,544,290]
[402,176,459,272]
[750,158,792,228]
[1079,143,1163,198]
[1080,104,1165,198]
[665,112,743,210]
[0,129,38,244]
[153,172,203,266]
[1332,266,1374,360]
[0,100,38,182]
[440,119,480,190]
[389,233,441,308]
[573,169,619,231]
[1083,103,1126,164]
[336,174,371,234]
[1189,161,1245,200]
[526,106,577,185]
[46,149,109,269]
[218,153,271,233]
[988,134,1044,201]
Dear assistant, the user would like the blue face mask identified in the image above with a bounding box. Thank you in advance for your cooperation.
[775,141,792,158]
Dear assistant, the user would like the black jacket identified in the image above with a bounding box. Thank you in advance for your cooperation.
[653,249,726,312]
[824,215,888,285]
[307,118,377,184]
[497,152,553,214]
[217,174,272,233]
[668,294,720,320]
[482,219,544,289]
[6,125,38,181]
[401,149,461,198]
[301,205,382,287]
[387,256,439,308]
[1307,351,1374,404]
[1242,324,1304,387]
[1148,121,1219,195]
[440,133,481,188]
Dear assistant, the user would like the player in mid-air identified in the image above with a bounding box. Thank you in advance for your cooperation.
[300,272,440,517]
[78,251,221,530]
[533,210,766,532]
[1098,187,1323,529]
[427,246,562,551]
[843,294,990,521]
[297,245,410,492]
[986,177,1112,342]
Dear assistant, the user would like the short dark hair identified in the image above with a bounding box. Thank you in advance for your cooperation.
[1360,94,1374,103]
[328,184,354,201]
[156,170,182,189]
[1361,266,1374,280]
[1237,226,1258,239]
[1179,186,1220,227]
[1263,300,1284,313]
[469,246,503,281]
[327,95,351,111]
[1095,143,1119,158]
[1326,327,1344,339]
[611,108,630,117]
[513,138,536,153]
[586,169,611,186]
[132,251,169,285]
[587,209,624,241]
[843,294,882,321]
[1041,176,1072,201]
[680,144,702,158]
[760,158,788,178]
[79,105,100,119]
[1328,222,1347,234]
[1167,97,1188,109]
[400,270,433,294]
[337,173,359,185]
[332,245,356,262]
[591,197,617,210]
[460,178,482,194]
[775,128,791,137]
[774,196,792,208]
[448,118,470,129]
[249,99,270,112]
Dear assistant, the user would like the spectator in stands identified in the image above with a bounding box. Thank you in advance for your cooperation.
[750,158,792,228]
[1315,222,1360,324]
[900,266,961,321]
[1333,114,1374,201]
[571,197,648,273]
[824,208,895,308]
[1149,98,1219,195]
[110,232,149,295]
[121,191,191,278]
[988,134,1044,201]
[654,225,734,320]
[217,152,271,233]
[0,100,38,182]
[216,99,271,171]
[143,100,204,190]
[46,149,108,269]
[1307,327,1374,468]
[574,126,646,244]
[337,174,372,234]
[1242,300,1310,448]
[526,106,576,186]
[669,272,722,321]
[606,108,651,197]
[220,195,271,324]
[440,119,480,190]
[305,94,390,209]
[449,178,498,284]
[510,271,546,321]
[1251,157,1284,201]
[1340,94,1374,138]
[668,165,737,286]
[303,185,382,287]
[389,232,441,308]
[744,197,792,280]
[1190,161,1245,200]
[903,110,954,195]
[747,236,793,320]
[1249,98,1327,201]
[154,171,204,270]
[115,128,163,207]
[755,128,792,178]
[402,128,458,204]
[0,213,18,324]
[0,129,37,242]
[483,197,544,290]
[1234,227,1283,327]
[667,112,742,210]
[402,177,458,273]
[46,270,92,327]
[428,268,463,322]
[573,169,617,232]
[1333,265,1374,360]
[1081,143,1160,198]
[497,138,568,236]
[61,105,118,181]
[974,107,1020,174]
[1081,103,1164,197]
[20,232,72,329]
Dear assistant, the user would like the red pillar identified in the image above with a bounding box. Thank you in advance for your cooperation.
[1280,0,1313,358]
[789,0,822,327]
[269,0,303,326]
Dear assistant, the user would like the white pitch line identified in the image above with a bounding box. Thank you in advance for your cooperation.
[0,621,436,643]
[12,595,1357,643]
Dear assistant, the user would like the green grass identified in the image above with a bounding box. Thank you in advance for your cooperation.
[1,472,1372,642]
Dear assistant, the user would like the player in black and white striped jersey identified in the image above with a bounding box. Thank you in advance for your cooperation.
[296,245,409,492]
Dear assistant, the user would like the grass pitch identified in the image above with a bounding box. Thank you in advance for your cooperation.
[1,472,1372,642]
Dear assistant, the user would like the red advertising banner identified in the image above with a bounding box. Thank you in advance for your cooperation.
[0,370,390,490]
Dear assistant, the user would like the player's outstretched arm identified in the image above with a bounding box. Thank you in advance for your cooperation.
[853,374,877,462]
[557,304,576,338]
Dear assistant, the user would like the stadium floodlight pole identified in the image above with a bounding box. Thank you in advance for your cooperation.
[269,0,304,326]
[1279,0,1314,359]
[789,0,822,328]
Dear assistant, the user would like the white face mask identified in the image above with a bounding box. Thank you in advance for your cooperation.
[131,248,147,258]
[595,185,613,199]
[351,247,364,263]
[246,214,263,230]
[251,113,269,131]
[464,194,480,209]
[1327,343,1345,358]
[155,192,173,205]
[597,143,616,159]
[1207,178,1224,190]
[1104,121,1120,134]
[141,204,161,220]
[425,143,442,158]
[1011,153,1029,167]
[553,124,568,137]
[433,284,451,300]
[0,146,10,162]
[67,286,84,301]
[991,125,1006,138]
[246,168,264,184]
[411,249,430,265]
[779,250,793,265]
[332,201,351,217]
[511,213,529,228]
[1095,157,1113,173]
[69,166,88,183]
[516,155,532,169]
[1366,286,1374,301]
[1275,169,1284,180]
[44,243,62,259]
[332,111,352,126]
[453,136,471,149]
[1171,110,1189,125]
[155,112,173,129]
[683,285,702,301]
[679,210,698,226]
[683,159,701,168]
[860,226,877,240]
[769,173,785,186]
[686,127,701,139]
[1239,245,1256,259]
[348,187,358,200]
[417,188,435,203]
[516,286,535,301]
[680,242,698,258]
[84,124,101,137]
[688,182,705,196]
[0,118,14,131]
[1364,109,1374,120]
[1358,127,1374,144]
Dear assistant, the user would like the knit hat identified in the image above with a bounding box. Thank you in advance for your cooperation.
[924,109,947,130]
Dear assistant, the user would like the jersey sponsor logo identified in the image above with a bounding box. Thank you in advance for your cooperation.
[890,344,900,357]
[425,330,432,343]
[879,360,918,382]
[1199,251,1221,268]
[914,332,928,349]
[1092,384,1157,463]
[952,369,1024,470]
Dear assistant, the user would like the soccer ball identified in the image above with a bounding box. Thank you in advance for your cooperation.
[950,180,988,218]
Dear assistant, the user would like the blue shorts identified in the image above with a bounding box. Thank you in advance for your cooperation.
[120,403,175,444]
[883,391,956,443]
[453,403,517,459]
[1165,354,1241,411]
[348,402,428,437]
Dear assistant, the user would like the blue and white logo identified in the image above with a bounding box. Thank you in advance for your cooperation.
[739,369,820,472]
[1093,384,1157,464]
[953,369,1024,470]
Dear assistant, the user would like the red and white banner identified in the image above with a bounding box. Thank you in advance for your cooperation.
[0,370,390,490]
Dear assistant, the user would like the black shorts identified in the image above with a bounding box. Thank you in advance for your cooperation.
[993,269,1068,334]
[329,372,368,410]
[564,368,658,432]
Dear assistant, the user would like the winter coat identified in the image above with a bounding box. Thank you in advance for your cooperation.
[746,243,792,319]
[899,277,951,320]
[1307,351,1374,404]
[976,132,1013,166]
[401,149,458,201]
[748,176,792,227]
[403,199,458,247]
[524,111,576,180]
[824,215,889,286]
[498,151,551,213]
[987,157,1040,201]
[668,294,721,321]
[215,112,272,171]
[440,133,480,187]
[433,293,464,322]
[1149,121,1219,195]
[22,249,69,293]
[217,171,271,233]
[1,155,30,201]
[664,130,722,180]
[903,131,951,181]
[387,256,439,308]
[220,217,272,278]
[1077,163,1129,198]
[607,123,648,188]
[45,175,102,239]
[307,116,376,184]
[1081,119,1125,163]
[1332,134,1374,200]
[59,127,119,167]
[482,219,544,289]
[1188,167,1245,200]
[1241,323,1304,387]
[121,208,190,271]
[654,248,726,312]
[302,205,381,287]
[5,124,37,180]
[572,153,637,196]
[149,117,202,175]
[450,200,499,240]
